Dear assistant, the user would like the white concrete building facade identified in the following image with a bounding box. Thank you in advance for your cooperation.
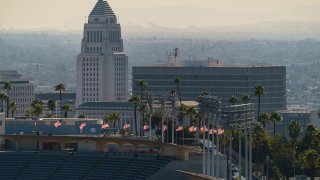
[76,0,129,106]
[0,71,35,117]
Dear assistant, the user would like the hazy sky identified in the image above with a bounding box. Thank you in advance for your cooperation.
[1,0,320,30]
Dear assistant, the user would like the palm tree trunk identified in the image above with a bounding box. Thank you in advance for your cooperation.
[59,90,62,118]
[177,85,182,105]
[6,98,9,118]
[134,104,137,136]
[64,112,67,118]
[12,110,14,118]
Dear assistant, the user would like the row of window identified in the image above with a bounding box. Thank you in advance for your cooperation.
[83,73,99,77]
[83,58,99,62]
[83,82,99,86]
[83,87,99,92]
[86,47,102,52]
[87,31,103,43]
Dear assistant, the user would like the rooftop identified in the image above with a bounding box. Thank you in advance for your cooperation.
[89,0,115,17]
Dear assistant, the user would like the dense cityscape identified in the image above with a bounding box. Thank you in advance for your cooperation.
[0,0,319,179]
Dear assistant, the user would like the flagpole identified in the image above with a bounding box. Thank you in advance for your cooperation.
[161,115,164,143]
[206,113,210,176]
[202,117,205,175]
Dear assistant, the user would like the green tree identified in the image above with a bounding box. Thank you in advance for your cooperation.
[259,112,270,128]
[0,92,7,113]
[54,83,65,117]
[61,104,72,118]
[30,99,45,117]
[270,112,282,137]
[241,93,250,104]
[129,95,141,136]
[301,149,320,176]
[288,120,301,146]
[254,84,266,123]
[78,113,87,119]
[229,95,238,105]
[138,80,148,97]
[109,112,120,128]
[47,99,56,116]
[200,91,210,96]
[174,77,182,105]
[3,80,12,118]
[9,101,17,118]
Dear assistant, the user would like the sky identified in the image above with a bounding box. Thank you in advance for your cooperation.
[0,0,320,31]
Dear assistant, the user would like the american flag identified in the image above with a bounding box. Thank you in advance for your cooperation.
[79,122,87,131]
[218,128,225,135]
[176,125,183,132]
[200,126,208,133]
[189,126,195,132]
[123,123,130,129]
[143,125,149,131]
[162,124,168,132]
[101,123,109,129]
[212,128,225,135]
[54,120,62,128]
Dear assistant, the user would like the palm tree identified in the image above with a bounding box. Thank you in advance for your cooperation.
[229,95,238,105]
[288,120,301,146]
[200,91,210,96]
[3,80,12,118]
[109,112,120,129]
[61,104,72,118]
[138,80,148,97]
[174,77,182,104]
[47,99,56,116]
[129,95,141,136]
[78,113,87,119]
[270,112,282,137]
[0,92,7,113]
[241,93,250,104]
[259,112,270,128]
[9,101,17,118]
[254,84,266,123]
[54,83,65,117]
[30,99,45,117]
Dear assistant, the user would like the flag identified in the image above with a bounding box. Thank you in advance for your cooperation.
[176,125,183,132]
[143,125,149,131]
[80,122,87,131]
[218,128,225,135]
[54,120,62,128]
[189,126,195,133]
[200,126,208,133]
[123,123,130,129]
[101,123,109,129]
[163,124,168,131]
[194,126,198,132]
[209,129,213,135]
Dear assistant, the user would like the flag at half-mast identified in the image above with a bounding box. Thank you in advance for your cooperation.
[176,125,183,132]
[54,120,62,128]
[163,124,168,131]
[123,123,130,129]
[79,122,87,131]
[143,125,149,131]
[101,123,109,129]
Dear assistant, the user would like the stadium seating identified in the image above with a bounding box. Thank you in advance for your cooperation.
[0,151,174,180]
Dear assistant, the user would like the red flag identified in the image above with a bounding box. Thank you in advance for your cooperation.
[143,125,149,131]
[123,123,130,129]
[189,126,195,133]
[101,123,109,129]
[176,126,183,132]
[218,128,225,135]
[54,120,62,128]
[200,126,208,133]
[163,125,168,131]
[80,122,87,131]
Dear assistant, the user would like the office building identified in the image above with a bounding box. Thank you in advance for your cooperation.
[76,0,129,106]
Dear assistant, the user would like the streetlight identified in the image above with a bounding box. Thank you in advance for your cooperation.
[266,155,270,180]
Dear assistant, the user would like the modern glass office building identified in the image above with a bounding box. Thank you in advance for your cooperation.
[132,60,286,113]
